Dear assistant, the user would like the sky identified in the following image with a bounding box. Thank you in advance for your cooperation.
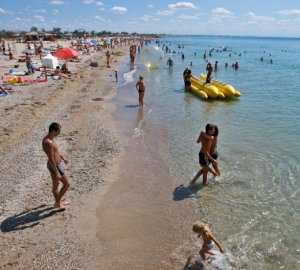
[1,1,300,37]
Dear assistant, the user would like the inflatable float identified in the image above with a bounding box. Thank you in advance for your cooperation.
[188,74,241,100]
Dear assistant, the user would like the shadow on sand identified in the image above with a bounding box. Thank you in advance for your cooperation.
[1,204,65,233]
[173,183,204,201]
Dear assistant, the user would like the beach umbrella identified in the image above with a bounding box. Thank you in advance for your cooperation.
[54,48,80,60]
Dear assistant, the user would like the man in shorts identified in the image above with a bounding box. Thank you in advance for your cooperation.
[42,123,70,208]
[190,124,220,186]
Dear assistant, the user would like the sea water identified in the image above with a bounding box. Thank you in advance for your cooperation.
[135,36,300,269]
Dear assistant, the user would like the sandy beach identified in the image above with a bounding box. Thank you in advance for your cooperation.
[0,41,129,269]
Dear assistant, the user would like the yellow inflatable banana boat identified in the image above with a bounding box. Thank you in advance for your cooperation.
[200,74,241,98]
[186,74,241,100]
[190,75,225,100]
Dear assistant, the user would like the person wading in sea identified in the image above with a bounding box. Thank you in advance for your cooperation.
[205,62,213,83]
[190,124,220,186]
[42,123,70,209]
[136,76,145,107]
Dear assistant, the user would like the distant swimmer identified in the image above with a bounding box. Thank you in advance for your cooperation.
[42,123,70,209]
[229,53,231,57]
[203,51,207,60]
[167,57,174,67]
[136,76,145,107]
[190,124,220,186]
[190,61,193,66]
[260,57,264,62]
[182,53,185,60]
[270,59,273,64]
[225,62,228,68]
[234,62,239,70]
[214,61,218,72]
[194,52,197,56]
[205,63,213,84]
[192,221,224,260]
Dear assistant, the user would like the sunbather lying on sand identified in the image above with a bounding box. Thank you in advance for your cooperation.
[51,66,73,80]
[61,63,71,74]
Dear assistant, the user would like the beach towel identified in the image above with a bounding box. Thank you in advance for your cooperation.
[3,75,47,85]
[9,70,27,76]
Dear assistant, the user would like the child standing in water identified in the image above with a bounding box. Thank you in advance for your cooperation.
[192,221,224,260]
[136,76,145,107]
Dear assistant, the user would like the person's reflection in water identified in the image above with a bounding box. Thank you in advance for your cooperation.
[135,107,144,129]
[130,62,135,71]
[133,107,145,139]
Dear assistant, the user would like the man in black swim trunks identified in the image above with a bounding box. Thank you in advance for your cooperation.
[42,123,70,208]
[190,124,220,186]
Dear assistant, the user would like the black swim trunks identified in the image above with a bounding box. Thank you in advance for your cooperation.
[199,151,211,167]
[47,161,65,176]
[211,151,218,160]
[185,80,191,87]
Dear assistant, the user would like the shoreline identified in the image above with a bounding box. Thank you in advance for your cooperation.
[83,59,200,269]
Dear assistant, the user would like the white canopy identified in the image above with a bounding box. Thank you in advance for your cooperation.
[42,54,59,69]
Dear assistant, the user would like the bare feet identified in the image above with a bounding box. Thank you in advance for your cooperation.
[54,202,65,209]
[54,201,71,209]
[62,200,71,206]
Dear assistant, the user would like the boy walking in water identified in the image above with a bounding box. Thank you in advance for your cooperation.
[42,123,70,209]
[136,76,145,107]
[190,124,220,186]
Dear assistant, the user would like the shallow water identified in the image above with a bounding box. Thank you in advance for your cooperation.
[135,36,300,269]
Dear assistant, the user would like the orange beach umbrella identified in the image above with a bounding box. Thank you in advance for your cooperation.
[54,48,80,60]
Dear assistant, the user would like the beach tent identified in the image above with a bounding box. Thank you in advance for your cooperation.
[54,48,80,60]
[42,54,59,69]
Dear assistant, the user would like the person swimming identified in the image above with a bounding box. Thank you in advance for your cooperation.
[167,57,174,67]
[214,61,218,72]
[234,62,239,70]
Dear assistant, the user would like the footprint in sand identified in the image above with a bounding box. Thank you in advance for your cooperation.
[70,104,81,112]
[92,97,104,101]
[33,101,46,107]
